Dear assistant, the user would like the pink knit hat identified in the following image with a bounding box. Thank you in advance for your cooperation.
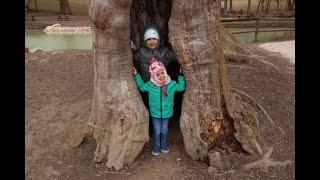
[149,58,171,96]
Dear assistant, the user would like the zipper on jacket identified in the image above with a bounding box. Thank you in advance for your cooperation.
[160,87,162,120]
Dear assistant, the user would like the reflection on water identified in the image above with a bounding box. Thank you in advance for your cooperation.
[25,28,286,51]
[25,29,93,51]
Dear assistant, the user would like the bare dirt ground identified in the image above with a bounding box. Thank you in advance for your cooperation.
[25,44,294,179]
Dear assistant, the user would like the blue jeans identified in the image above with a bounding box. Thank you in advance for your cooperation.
[151,117,169,153]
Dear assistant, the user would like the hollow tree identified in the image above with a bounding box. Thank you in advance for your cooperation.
[82,0,262,171]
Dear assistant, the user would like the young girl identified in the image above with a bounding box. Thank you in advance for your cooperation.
[133,60,185,156]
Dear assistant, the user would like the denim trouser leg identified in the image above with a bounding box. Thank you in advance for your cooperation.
[161,118,169,150]
[152,118,161,153]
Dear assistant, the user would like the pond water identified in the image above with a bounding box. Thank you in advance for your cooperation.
[25,28,286,51]
[25,29,93,51]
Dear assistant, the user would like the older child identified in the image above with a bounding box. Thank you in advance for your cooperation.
[133,60,185,156]
[133,25,177,82]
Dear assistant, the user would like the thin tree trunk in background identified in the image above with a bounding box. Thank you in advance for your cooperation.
[247,0,252,16]
[34,0,38,12]
[26,0,32,11]
[229,0,233,12]
[261,0,265,12]
[60,0,72,15]
[287,0,294,10]
[265,0,271,13]
[223,0,228,16]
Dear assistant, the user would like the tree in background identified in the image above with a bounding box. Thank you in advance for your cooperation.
[25,0,38,12]
[59,0,72,15]
[256,0,266,15]
[25,0,32,12]
[223,0,228,16]
[247,0,252,16]
[287,0,294,10]
[229,0,233,12]
[265,0,280,13]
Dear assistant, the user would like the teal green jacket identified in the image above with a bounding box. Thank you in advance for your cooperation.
[134,74,186,118]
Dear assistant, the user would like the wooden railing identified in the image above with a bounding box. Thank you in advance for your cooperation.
[221,17,294,41]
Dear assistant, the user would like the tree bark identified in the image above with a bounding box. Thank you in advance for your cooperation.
[59,0,72,15]
[169,0,262,161]
[86,0,149,170]
[83,0,263,170]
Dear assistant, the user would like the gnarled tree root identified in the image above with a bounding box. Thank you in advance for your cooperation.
[243,147,292,172]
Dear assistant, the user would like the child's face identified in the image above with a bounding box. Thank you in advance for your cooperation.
[146,38,158,49]
[156,69,166,82]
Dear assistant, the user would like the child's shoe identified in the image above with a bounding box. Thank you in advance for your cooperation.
[152,145,160,156]
[152,150,160,156]
[161,148,169,154]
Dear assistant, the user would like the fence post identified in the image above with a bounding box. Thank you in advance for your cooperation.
[254,18,259,42]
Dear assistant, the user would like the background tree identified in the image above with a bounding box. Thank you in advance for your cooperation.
[229,0,233,12]
[247,0,252,16]
[59,0,72,15]
[34,0,38,12]
[25,0,32,12]
[256,0,266,15]
[287,0,294,10]
[223,0,229,17]
[265,0,280,13]
[82,0,263,170]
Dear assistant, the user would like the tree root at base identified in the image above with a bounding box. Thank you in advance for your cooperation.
[243,147,292,172]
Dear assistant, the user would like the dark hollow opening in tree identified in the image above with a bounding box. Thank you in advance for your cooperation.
[130,0,183,137]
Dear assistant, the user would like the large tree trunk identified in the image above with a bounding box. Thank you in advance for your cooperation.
[85,0,149,170]
[169,0,262,162]
[82,0,263,171]
[59,0,72,15]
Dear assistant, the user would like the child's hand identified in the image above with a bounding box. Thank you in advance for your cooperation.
[133,67,137,75]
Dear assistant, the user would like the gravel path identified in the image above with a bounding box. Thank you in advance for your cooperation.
[258,40,295,64]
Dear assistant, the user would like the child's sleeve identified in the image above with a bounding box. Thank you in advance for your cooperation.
[134,73,149,92]
[176,75,186,92]
[133,49,142,73]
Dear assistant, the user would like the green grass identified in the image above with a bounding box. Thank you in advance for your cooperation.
[29,0,89,13]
